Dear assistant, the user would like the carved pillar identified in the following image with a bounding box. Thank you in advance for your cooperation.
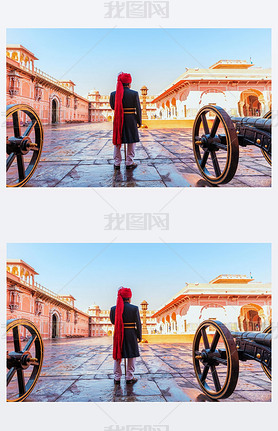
[140,86,148,120]
[140,300,148,335]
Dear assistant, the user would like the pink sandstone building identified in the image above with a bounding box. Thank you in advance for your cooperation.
[87,304,157,336]
[7,45,89,125]
[152,60,271,119]
[7,259,156,339]
[7,260,90,339]
[152,274,271,334]
[88,89,157,122]
[6,44,156,125]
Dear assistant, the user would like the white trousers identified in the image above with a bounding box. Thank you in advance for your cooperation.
[114,358,136,381]
[114,143,136,166]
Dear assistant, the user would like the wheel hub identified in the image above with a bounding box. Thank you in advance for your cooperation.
[196,349,220,366]
[197,135,220,152]
[7,350,37,370]
[7,136,32,155]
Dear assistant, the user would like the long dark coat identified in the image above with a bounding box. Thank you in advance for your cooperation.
[110,302,142,358]
[110,87,142,144]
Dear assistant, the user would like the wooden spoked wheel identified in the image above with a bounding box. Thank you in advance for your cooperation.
[7,319,44,402]
[192,105,239,185]
[6,104,43,187]
[261,325,271,379]
[261,111,271,165]
[192,320,239,400]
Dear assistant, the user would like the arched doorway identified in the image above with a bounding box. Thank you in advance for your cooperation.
[243,310,261,331]
[239,304,265,331]
[52,313,58,338]
[243,95,261,117]
[52,99,58,123]
[239,90,264,117]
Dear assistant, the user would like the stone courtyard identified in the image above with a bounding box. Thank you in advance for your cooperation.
[21,122,271,187]
[19,337,271,402]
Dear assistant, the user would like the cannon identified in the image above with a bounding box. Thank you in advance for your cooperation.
[7,319,44,401]
[6,104,44,187]
[192,105,271,185]
[192,320,271,400]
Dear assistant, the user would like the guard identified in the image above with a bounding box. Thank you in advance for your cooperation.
[110,287,142,384]
[110,73,142,170]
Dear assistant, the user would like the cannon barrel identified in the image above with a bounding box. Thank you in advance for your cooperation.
[230,116,271,133]
[231,331,271,348]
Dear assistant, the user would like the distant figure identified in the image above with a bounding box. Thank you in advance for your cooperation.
[110,73,142,170]
[110,287,142,384]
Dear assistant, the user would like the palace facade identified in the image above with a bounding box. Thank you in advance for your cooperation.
[6,44,156,126]
[7,260,90,339]
[6,259,156,339]
[152,60,271,119]
[87,304,157,336]
[88,89,157,122]
[7,45,89,125]
[152,274,271,334]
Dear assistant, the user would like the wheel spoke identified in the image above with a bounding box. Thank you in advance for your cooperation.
[12,112,21,138]
[211,151,221,177]
[7,367,17,385]
[210,117,220,138]
[23,120,37,137]
[23,335,37,352]
[6,153,16,171]
[211,365,221,392]
[200,364,209,383]
[13,326,22,352]
[17,154,25,180]
[17,369,26,395]
[200,150,209,169]
[201,113,209,134]
[201,328,210,349]
[210,331,220,353]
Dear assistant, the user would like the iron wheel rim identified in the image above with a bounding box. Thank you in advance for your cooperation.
[192,320,239,399]
[6,104,43,187]
[192,105,239,185]
[7,318,44,402]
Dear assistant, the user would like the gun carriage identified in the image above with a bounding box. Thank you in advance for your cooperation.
[192,320,271,399]
[6,104,44,187]
[192,106,271,185]
[7,319,44,402]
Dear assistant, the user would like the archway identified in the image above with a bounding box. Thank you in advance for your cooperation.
[199,89,227,109]
[243,95,261,117]
[52,313,58,338]
[52,99,58,123]
[243,309,261,331]
[239,89,264,117]
[239,304,265,331]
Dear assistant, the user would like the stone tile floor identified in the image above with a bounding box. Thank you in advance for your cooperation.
[9,122,271,187]
[12,337,271,402]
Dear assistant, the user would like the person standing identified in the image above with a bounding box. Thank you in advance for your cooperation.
[110,73,142,170]
[110,287,142,384]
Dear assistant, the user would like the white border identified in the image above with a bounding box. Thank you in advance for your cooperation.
[0,0,277,430]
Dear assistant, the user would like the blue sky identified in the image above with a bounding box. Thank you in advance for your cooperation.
[7,28,271,97]
[7,243,271,312]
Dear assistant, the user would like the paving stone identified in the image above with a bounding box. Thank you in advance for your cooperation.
[7,337,271,402]
[9,122,270,187]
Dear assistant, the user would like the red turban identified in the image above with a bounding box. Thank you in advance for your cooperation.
[113,72,132,147]
[113,286,132,360]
